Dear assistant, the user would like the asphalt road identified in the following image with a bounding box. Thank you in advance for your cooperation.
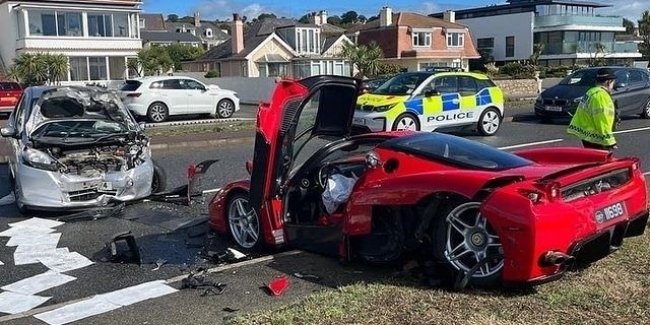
[1,108,650,325]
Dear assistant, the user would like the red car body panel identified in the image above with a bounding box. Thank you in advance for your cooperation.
[0,81,22,112]
[208,76,649,285]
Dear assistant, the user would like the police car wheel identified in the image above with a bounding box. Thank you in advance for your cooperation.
[392,114,420,131]
[642,98,650,119]
[477,108,501,136]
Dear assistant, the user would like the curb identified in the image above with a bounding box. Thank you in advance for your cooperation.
[143,117,255,128]
[149,136,254,150]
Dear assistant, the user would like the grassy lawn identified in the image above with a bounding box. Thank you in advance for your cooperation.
[144,121,255,138]
[230,228,650,325]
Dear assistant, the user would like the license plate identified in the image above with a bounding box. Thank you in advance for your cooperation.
[594,201,627,224]
[545,105,562,112]
[100,182,113,191]
[353,117,366,125]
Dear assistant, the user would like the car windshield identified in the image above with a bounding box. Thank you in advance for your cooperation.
[559,69,597,86]
[372,73,430,95]
[380,133,533,170]
[25,87,137,136]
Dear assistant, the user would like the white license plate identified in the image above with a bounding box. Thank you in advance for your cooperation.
[100,182,114,191]
[353,117,366,125]
[594,201,627,224]
[545,106,563,112]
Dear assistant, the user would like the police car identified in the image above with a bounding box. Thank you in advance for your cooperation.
[354,71,505,135]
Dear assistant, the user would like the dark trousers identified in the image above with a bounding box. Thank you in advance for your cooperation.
[582,140,615,151]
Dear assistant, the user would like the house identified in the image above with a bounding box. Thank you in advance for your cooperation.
[182,12,353,78]
[138,13,202,48]
[430,0,643,67]
[165,12,230,50]
[346,7,480,72]
[0,0,143,84]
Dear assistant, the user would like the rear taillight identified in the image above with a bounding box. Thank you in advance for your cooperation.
[518,189,545,204]
[127,93,141,97]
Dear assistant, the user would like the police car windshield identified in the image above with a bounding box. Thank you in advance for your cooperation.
[559,69,597,86]
[372,73,430,95]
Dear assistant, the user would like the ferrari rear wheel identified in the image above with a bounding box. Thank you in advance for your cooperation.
[227,193,263,251]
[433,201,504,288]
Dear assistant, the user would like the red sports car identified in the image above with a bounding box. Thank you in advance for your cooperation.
[208,76,648,287]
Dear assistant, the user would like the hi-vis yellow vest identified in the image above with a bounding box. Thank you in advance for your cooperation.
[567,86,616,146]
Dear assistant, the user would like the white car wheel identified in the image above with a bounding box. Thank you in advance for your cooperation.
[478,108,501,136]
[217,99,235,118]
[392,114,420,131]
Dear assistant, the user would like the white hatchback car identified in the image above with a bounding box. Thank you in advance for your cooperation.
[120,76,240,123]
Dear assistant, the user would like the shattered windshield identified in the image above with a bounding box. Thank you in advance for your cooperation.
[25,87,137,137]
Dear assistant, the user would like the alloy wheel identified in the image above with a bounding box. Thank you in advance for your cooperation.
[444,202,504,278]
[644,100,650,119]
[149,104,167,122]
[228,197,259,249]
[395,116,419,131]
[480,110,500,135]
[217,100,235,118]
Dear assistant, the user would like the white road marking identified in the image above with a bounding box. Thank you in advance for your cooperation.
[37,251,94,273]
[8,217,64,229]
[0,292,51,315]
[202,187,222,194]
[7,233,61,247]
[613,126,650,135]
[498,139,564,150]
[0,260,3,266]
[2,271,76,296]
[643,171,650,177]
[34,281,178,325]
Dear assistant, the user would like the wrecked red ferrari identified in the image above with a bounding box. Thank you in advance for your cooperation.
[208,76,648,287]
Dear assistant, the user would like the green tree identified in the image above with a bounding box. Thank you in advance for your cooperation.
[45,54,69,85]
[298,14,311,24]
[137,46,173,76]
[639,11,650,59]
[165,44,205,70]
[327,15,342,26]
[529,43,545,67]
[10,53,68,86]
[257,13,276,21]
[367,15,379,22]
[167,14,179,22]
[341,11,359,24]
[342,41,383,77]
[623,18,635,34]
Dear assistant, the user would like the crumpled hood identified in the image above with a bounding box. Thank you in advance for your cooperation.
[25,87,137,137]
[357,93,408,108]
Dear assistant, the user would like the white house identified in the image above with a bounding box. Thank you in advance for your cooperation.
[0,0,143,84]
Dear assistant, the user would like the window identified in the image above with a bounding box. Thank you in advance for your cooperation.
[433,76,458,94]
[113,14,129,37]
[69,57,88,81]
[184,79,206,90]
[205,28,213,37]
[28,10,56,36]
[139,18,145,29]
[57,12,82,36]
[628,70,646,84]
[447,33,464,47]
[458,76,478,95]
[162,79,183,89]
[88,57,107,80]
[476,38,494,49]
[413,32,432,47]
[88,13,112,37]
[301,29,308,53]
[505,36,515,57]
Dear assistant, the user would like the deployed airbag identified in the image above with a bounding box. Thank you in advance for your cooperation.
[322,173,358,214]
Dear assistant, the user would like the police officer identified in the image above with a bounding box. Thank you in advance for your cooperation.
[567,67,618,150]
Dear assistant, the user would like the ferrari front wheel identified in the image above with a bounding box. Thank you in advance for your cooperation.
[432,201,504,288]
[227,193,263,251]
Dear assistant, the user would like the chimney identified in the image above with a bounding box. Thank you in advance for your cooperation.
[380,6,392,27]
[194,12,201,27]
[231,13,244,54]
[315,10,328,26]
[443,10,455,23]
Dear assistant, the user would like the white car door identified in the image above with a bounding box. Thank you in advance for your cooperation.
[160,79,188,115]
[184,79,214,114]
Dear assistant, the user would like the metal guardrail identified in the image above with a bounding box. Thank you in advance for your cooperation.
[142,117,255,128]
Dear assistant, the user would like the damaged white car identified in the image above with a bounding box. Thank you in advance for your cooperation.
[0,86,165,213]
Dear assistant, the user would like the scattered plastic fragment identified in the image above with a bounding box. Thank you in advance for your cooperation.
[152,259,167,271]
[265,276,289,296]
[292,272,322,281]
[180,268,226,296]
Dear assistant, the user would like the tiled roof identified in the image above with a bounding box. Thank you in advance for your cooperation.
[141,30,201,43]
[166,22,230,41]
[140,13,166,30]
[320,23,345,35]
[346,12,467,33]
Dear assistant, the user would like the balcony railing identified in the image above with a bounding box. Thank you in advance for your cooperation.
[534,15,623,28]
[540,41,639,55]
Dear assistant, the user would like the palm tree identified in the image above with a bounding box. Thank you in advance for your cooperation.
[13,53,48,85]
[45,54,69,85]
[5,65,22,83]
[342,41,384,78]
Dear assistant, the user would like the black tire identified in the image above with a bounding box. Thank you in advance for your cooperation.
[216,99,235,118]
[391,113,420,131]
[226,192,264,252]
[431,199,503,289]
[147,102,169,123]
[151,160,167,194]
[477,107,502,136]
[642,98,650,119]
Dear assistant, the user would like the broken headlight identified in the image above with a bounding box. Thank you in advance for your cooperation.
[22,147,58,171]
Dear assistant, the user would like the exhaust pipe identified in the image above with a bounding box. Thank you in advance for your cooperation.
[542,251,575,267]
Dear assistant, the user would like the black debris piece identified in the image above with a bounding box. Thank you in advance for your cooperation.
[293,272,322,281]
[223,307,239,313]
[58,202,126,222]
[181,268,227,296]
[104,231,141,264]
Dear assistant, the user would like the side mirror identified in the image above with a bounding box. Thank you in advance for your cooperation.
[614,82,627,90]
[245,160,253,175]
[0,126,17,138]
[424,89,441,97]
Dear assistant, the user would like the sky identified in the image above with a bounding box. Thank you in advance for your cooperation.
[143,0,649,24]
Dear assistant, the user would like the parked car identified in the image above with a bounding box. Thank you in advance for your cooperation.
[0,86,165,213]
[207,75,648,288]
[119,76,240,123]
[535,66,650,121]
[359,74,395,94]
[0,81,23,115]
[354,72,504,135]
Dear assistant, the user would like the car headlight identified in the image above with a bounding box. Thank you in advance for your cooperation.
[374,104,397,112]
[573,96,584,104]
[22,147,58,171]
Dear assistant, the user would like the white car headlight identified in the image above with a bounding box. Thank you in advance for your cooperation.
[573,96,584,104]
[374,104,397,112]
[22,147,57,171]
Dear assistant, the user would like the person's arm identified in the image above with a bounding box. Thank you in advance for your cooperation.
[593,92,616,143]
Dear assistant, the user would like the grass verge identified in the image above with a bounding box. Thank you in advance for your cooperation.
[144,121,255,138]
[230,229,650,325]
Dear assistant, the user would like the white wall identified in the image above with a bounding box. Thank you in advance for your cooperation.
[458,12,534,62]
[0,3,18,66]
